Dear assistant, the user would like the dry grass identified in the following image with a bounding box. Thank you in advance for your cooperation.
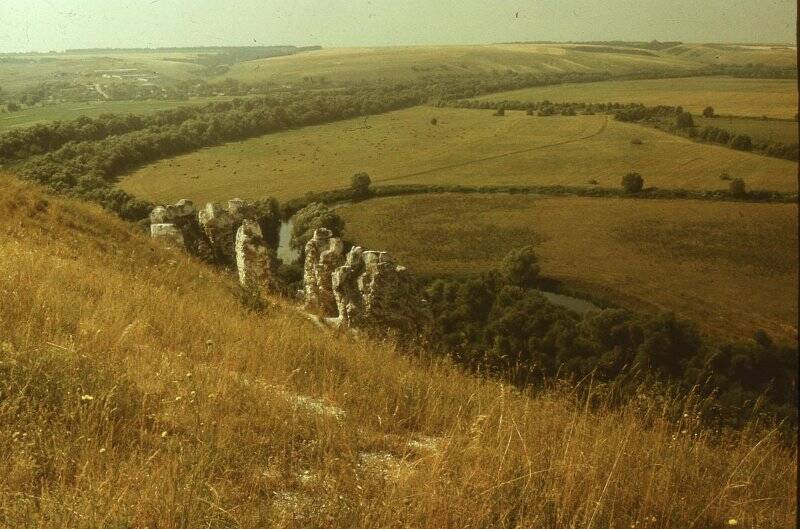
[338,194,798,343]
[118,107,798,204]
[0,175,796,528]
[478,76,799,119]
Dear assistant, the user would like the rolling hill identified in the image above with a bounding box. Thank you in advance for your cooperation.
[0,173,796,528]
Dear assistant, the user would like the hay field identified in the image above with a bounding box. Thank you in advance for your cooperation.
[338,193,798,342]
[478,76,799,118]
[119,107,798,204]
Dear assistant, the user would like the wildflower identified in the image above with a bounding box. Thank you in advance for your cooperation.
[728,520,738,526]
[175,396,182,402]
[99,448,106,454]
[80,394,94,401]
[161,430,168,438]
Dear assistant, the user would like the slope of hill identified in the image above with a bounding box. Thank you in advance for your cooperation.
[0,174,796,527]
[119,107,798,204]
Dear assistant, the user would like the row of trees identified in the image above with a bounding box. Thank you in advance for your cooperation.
[446,97,798,161]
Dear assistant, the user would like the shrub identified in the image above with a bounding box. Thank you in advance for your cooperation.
[675,111,695,129]
[631,138,643,145]
[350,172,372,197]
[729,135,753,151]
[501,246,540,288]
[729,178,747,197]
[621,172,644,193]
[290,202,345,251]
[430,117,438,125]
[702,106,715,118]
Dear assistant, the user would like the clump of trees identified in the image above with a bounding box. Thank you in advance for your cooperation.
[290,202,345,252]
[501,246,540,288]
[622,172,644,193]
[425,248,798,427]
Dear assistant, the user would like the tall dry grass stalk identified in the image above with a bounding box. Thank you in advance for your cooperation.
[0,175,796,528]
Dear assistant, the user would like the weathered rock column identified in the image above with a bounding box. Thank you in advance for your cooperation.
[331,247,432,334]
[303,228,345,317]
[235,219,275,296]
[198,199,254,265]
[149,199,215,260]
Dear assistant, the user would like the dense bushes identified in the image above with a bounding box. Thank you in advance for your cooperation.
[621,172,644,193]
[425,259,798,427]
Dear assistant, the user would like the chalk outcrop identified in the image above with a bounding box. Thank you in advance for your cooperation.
[303,229,431,333]
[198,199,257,266]
[149,199,213,259]
[303,228,345,317]
[149,198,275,295]
[235,219,275,295]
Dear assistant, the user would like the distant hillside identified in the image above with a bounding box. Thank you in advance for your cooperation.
[0,174,796,527]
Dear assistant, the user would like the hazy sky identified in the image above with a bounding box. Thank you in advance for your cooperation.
[0,0,796,52]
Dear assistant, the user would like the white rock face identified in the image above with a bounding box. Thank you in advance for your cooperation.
[197,199,259,265]
[303,228,345,317]
[150,223,185,248]
[332,247,432,333]
[235,219,275,295]
[303,232,432,333]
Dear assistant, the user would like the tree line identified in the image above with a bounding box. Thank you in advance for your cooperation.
[442,98,798,161]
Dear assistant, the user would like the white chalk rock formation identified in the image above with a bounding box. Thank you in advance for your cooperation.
[149,199,209,256]
[303,228,345,317]
[303,231,432,333]
[235,219,275,295]
[150,223,185,249]
[198,199,255,265]
[332,247,432,334]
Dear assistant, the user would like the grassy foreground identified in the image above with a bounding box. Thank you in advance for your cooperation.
[338,194,798,343]
[119,107,798,204]
[1,177,797,527]
[477,76,799,119]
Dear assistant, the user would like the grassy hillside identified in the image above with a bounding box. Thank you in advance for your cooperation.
[338,194,798,342]
[119,107,798,203]
[217,43,702,85]
[0,176,796,527]
[477,76,799,118]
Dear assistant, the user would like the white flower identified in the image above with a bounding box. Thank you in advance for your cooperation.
[80,394,94,401]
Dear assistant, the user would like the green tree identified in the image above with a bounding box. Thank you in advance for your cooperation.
[729,178,747,197]
[290,202,345,251]
[501,246,540,288]
[621,172,644,193]
[702,106,715,118]
[675,111,695,129]
[729,135,753,151]
[350,172,372,197]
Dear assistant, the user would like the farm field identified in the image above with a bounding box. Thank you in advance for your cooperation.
[119,106,798,204]
[0,98,236,132]
[338,193,799,342]
[694,116,799,144]
[478,76,799,119]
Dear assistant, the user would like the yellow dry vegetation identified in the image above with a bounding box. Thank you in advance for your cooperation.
[0,176,796,527]
[338,193,799,342]
[119,107,798,204]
